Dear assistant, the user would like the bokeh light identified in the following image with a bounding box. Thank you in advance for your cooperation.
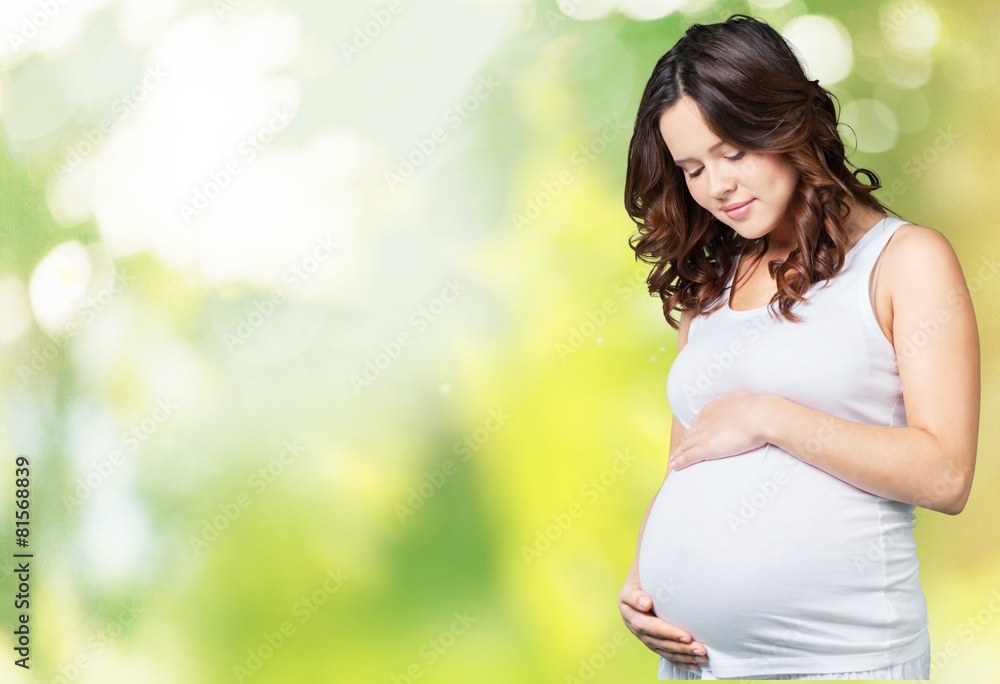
[781,14,854,85]
[841,98,900,153]
[880,0,942,54]
[0,277,32,344]
[28,240,92,331]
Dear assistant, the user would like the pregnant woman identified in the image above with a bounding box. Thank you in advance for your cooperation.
[617,15,980,680]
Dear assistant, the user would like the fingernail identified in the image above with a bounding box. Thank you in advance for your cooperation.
[693,649,705,656]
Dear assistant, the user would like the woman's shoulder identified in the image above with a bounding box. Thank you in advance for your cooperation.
[884,221,958,264]
[887,219,945,241]
[881,220,971,304]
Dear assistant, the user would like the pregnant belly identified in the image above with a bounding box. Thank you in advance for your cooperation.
[637,444,897,662]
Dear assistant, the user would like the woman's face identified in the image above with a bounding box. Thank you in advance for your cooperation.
[658,96,799,243]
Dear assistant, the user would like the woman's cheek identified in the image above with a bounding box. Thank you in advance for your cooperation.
[689,184,712,212]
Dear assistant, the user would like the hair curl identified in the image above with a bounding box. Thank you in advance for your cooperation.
[624,14,894,329]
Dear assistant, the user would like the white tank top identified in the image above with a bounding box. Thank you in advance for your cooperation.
[638,216,930,678]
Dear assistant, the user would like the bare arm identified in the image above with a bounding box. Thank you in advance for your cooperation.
[759,225,980,514]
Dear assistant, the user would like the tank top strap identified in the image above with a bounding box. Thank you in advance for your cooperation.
[847,215,911,282]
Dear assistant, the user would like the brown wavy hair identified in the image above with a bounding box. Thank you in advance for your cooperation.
[625,14,893,329]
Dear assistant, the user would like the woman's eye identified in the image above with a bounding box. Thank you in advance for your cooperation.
[686,168,702,180]
[726,151,746,161]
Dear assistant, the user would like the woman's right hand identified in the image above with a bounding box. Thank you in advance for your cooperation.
[618,574,708,672]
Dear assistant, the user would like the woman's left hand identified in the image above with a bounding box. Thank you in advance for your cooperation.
[669,391,772,471]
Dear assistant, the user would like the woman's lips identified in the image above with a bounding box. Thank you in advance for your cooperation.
[722,198,756,219]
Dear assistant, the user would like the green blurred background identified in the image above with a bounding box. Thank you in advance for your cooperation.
[0,0,996,682]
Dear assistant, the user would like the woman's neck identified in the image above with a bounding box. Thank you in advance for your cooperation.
[763,200,885,259]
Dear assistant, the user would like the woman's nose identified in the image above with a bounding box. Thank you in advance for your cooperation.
[707,164,737,199]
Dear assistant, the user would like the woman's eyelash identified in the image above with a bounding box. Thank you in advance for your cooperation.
[684,151,745,179]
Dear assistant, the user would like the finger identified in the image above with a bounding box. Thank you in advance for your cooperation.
[669,446,688,470]
[663,637,707,655]
[668,659,699,669]
[649,639,707,663]
[619,591,653,618]
[629,612,693,643]
[632,590,653,612]
[674,661,701,672]
[659,651,703,665]
[660,654,706,671]
[647,634,709,660]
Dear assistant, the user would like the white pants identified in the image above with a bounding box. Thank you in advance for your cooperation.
[658,645,931,680]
